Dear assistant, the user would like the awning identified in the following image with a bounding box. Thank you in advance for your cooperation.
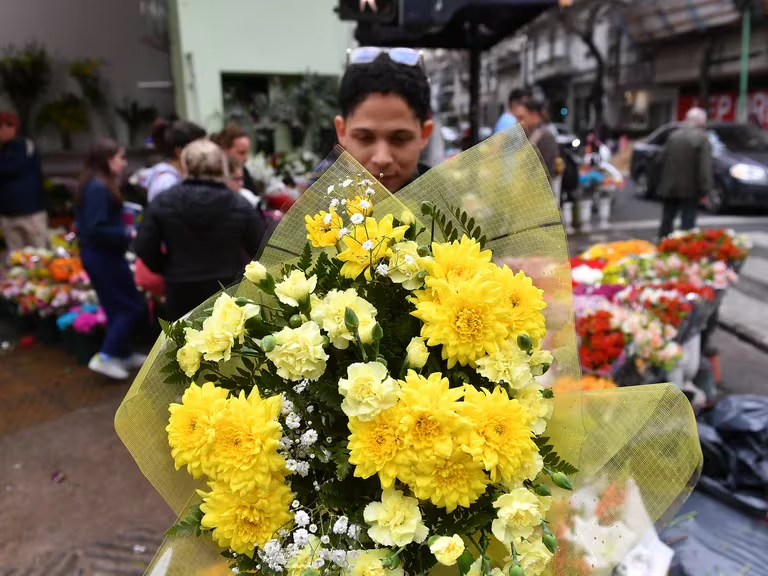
[624,0,741,43]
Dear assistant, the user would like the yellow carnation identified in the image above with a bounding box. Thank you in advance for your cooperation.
[166,382,228,478]
[198,321,235,363]
[397,371,470,459]
[337,214,409,280]
[177,342,202,377]
[275,270,317,308]
[310,288,377,349]
[430,535,465,566]
[505,538,553,576]
[387,241,424,290]
[494,266,547,340]
[348,406,407,488]
[244,260,268,284]
[339,362,399,421]
[206,389,285,492]
[347,195,374,217]
[475,340,533,389]
[411,275,509,368]
[349,549,404,576]
[405,337,429,369]
[529,347,554,377]
[287,536,321,576]
[265,321,329,381]
[515,383,554,436]
[492,487,544,544]
[466,557,483,576]
[210,292,247,341]
[306,209,344,248]
[199,479,293,555]
[410,448,489,512]
[461,386,539,484]
[363,488,428,546]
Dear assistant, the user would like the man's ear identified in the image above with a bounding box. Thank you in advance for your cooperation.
[334,115,347,146]
[420,119,434,150]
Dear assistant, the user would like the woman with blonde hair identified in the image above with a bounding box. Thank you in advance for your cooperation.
[135,140,266,320]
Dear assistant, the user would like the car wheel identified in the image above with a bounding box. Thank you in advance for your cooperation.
[706,182,727,214]
[634,171,651,198]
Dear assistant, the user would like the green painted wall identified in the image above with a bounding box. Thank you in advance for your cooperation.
[170,0,353,130]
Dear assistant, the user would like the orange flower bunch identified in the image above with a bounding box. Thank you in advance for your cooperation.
[553,375,617,394]
[580,240,656,266]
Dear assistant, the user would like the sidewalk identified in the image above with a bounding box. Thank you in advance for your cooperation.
[0,395,174,572]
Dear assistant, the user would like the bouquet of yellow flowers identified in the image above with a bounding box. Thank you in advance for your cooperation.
[116,127,701,576]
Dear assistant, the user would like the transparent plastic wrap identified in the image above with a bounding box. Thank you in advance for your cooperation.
[115,125,701,575]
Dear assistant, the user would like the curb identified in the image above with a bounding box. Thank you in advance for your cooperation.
[718,319,768,355]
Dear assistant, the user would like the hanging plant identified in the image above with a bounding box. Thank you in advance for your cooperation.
[69,58,116,137]
[0,43,52,136]
[36,94,89,150]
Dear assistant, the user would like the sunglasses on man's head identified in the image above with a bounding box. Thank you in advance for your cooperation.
[346,47,425,69]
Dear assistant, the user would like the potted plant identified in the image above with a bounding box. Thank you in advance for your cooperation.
[36,94,89,150]
[0,43,51,135]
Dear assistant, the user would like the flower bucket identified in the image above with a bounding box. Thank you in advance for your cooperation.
[74,330,102,366]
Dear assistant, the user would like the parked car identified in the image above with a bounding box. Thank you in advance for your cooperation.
[631,122,768,213]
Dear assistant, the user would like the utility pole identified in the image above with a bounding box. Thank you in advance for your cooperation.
[737,1,752,122]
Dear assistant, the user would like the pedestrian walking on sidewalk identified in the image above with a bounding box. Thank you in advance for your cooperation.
[135,140,266,321]
[75,138,146,380]
[658,107,712,239]
[0,112,48,251]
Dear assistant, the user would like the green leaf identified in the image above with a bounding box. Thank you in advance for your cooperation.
[460,211,468,226]
[479,235,488,249]
[535,437,579,475]
[165,504,205,537]
[298,241,313,272]
[159,318,173,339]
[467,217,475,232]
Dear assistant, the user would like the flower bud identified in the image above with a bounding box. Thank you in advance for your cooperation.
[260,335,277,353]
[508,564,524,576]
[417,245,431,257]
[381,555,400,570]
[289,314,303,328]
[534,484,551,497]
[406,337,429,369]
[543,533,557,554]
[421,200,435,216]
[517,333,532,352]
[344,307,359,331]
[400,210,416,226]
[551,472,574,491]
[244,260,268,284]
[371,322,384,341]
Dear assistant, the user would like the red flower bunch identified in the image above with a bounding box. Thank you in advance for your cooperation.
[659,229,749,263]
[617,287,693,327]
[596,483,626,526]
[576,310,626,373]
[657,281,716,302]
[570,257,605,270]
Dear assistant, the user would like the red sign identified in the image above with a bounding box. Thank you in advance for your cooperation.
[677,91,768,127]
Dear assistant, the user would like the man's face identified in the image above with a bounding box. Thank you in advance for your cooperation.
[229,136,250,164]
[510,101,528,121]
[335,93,433,193]
[0,122,17,144]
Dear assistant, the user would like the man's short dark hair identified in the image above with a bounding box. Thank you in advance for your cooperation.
[508,89,530,106]
[522,98,546,115]
[339,54,431,123]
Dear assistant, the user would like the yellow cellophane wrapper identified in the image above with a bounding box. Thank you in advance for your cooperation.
[115,125,701,575]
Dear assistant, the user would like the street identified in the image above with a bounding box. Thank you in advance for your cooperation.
[1,185,767,574]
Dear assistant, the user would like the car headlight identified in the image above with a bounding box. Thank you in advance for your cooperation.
[572,138,581,148]
[729,163,768,183]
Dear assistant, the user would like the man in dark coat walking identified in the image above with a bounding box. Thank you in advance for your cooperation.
[658,107,713,239]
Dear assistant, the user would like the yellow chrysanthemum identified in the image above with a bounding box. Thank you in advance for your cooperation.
[411,277,510,368]
[287,536,321,576]
[206,389,286,493]
[166,382,229,478]
[397,371,470,458]
[348,406,406,488]
[461,386,539,484]
[494,266,547,340]
[337,214,409,280]
[409,448,489,512]
[347,195,374,217]
[306,209,344,248]
[475,340,534,389]
[424,236,494,285]
[515,383,554,436]
[199,479,293,556]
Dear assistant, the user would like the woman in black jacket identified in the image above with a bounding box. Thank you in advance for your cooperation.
[135,140,266,321]
[75,138,146,380]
